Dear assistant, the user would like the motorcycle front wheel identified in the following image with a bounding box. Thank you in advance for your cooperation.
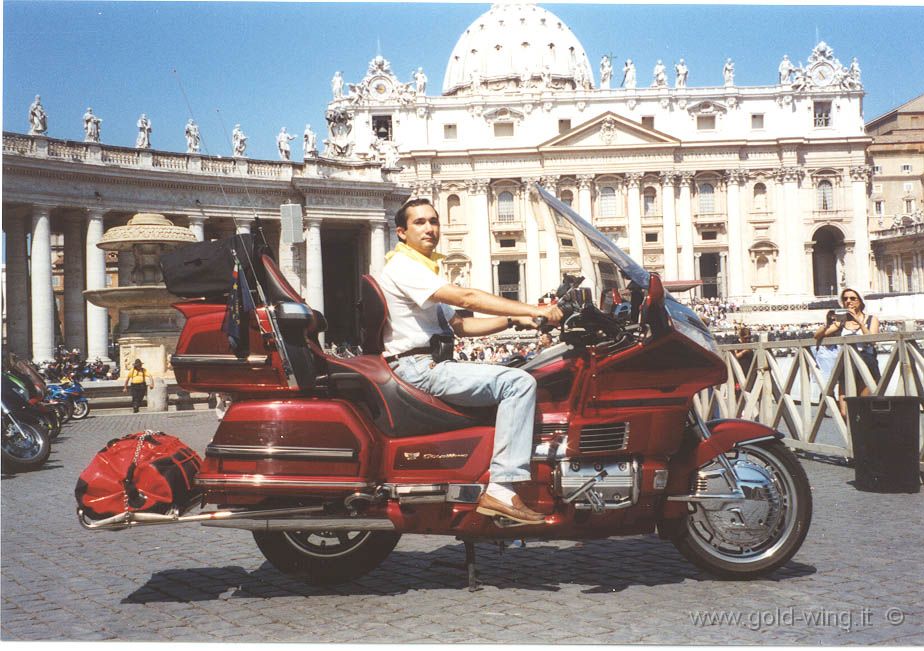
[71,400,90,420]
[2,415,52,473]
[670,441,812,579]
[253,529,401,585]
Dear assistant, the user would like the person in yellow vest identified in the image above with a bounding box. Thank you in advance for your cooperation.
[123,358,153,413]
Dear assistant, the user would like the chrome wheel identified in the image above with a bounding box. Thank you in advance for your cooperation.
[71,401,90,420]
[670,441,812,578]
[282,530,372,558]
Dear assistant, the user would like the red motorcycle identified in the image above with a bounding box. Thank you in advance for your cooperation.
[78,186,811,588]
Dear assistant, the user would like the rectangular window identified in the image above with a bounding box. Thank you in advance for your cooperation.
[906,199,915,213]
[499,239,517,248]
[751,114,765,130]
[644,232,659,243]
[494,122,514,138]
[813,102,832,128]
[560,238,574,247]
[558,119,572,134]
[872,165,882,174]
[443,124,457,140]
[696,115,716,131]
[702,231,718,241]
[901,164,912,173]
[874,201,884,216]
[904,182,914,192]
[372,115,393,140]
[641,116,655,130]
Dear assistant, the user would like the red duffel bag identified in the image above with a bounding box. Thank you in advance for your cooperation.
[75,430,203,520]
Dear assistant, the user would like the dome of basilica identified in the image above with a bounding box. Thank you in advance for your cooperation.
[442,3,594,96]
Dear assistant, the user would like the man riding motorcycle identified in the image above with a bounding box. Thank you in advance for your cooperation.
[376,198,563,523]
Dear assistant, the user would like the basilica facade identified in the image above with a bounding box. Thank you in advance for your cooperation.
[331,3,872,306]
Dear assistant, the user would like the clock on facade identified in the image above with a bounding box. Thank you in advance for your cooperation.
[810,63,835,87]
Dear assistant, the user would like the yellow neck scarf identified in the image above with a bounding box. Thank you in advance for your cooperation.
[384,242,445,275]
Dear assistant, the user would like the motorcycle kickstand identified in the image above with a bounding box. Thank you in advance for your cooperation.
[464,540,482,593]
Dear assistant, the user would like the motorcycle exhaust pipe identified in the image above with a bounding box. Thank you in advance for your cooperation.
[200,517,396,532]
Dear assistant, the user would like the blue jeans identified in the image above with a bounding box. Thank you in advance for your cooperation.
[392,355,536,483]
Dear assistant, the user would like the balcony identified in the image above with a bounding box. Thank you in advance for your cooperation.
[694,212,727,228]
[593,215,626,234]
[491,214,522,234]
[811,209,850,223]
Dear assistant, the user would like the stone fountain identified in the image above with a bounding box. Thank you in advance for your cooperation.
[84,213,197,377]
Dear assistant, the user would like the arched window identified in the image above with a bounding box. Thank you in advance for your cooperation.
[560,189,574,207]
[643,187,657,215]
[817,180,834,211]
[600,186,617,218]
[698,182,715,213]
[497,190,515,223]
[446,194,461,225]
[753,183,767,211]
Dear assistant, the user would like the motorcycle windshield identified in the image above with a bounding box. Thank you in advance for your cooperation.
[533,184,719,356]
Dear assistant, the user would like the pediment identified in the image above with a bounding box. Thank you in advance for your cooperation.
[539,112,678,150]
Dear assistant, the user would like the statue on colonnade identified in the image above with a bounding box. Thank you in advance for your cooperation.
[28,95,48,135]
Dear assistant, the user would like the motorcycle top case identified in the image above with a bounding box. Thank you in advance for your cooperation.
[159,234,255,300]
[75,431,203,520]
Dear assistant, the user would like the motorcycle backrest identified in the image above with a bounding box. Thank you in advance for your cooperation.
[360,275,388,356]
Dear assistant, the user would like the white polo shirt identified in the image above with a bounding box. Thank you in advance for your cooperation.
[375,254,455,357]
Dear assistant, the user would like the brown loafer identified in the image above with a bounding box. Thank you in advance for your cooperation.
[476,493,546,524]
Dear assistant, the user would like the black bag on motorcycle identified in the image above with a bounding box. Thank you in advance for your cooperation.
[75,431,203,519]
[159,234,257,300]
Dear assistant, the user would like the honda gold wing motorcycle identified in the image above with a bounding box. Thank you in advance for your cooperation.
[77,185,811,589]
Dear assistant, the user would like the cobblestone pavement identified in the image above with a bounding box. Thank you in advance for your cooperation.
[2,411,922,644]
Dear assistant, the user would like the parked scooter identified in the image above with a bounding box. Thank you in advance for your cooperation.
[78,187,812,588]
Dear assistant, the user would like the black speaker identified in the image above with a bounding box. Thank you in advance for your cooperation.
[847,397,922,494]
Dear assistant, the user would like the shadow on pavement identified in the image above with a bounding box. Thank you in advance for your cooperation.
[121,536,816,603]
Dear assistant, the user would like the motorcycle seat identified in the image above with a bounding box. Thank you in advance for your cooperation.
[326,354,494,437]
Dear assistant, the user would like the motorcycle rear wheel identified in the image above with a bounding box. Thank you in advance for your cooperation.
[670,441,812,579]
[2,416,52,473]
[71,400,90,420]
[253,529,401,585]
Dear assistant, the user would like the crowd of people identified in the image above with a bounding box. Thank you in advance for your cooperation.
[684,297,740,330]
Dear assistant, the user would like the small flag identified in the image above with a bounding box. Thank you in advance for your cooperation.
[221,260,255,356]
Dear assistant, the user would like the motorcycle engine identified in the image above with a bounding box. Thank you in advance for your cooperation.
[553,458,639,511]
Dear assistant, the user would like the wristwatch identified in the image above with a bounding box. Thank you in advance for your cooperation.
[507,317,514,329]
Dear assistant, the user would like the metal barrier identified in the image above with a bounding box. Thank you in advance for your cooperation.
[694,331,924,465]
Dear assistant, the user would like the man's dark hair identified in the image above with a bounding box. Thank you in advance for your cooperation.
[394,198,438,231]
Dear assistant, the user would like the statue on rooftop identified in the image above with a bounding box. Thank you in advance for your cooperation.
[28,95,48,135]
[276,126,296,161]
[135,114,152,149]
[723,58,735,86]
[83,107,101,143]
[184,119,200,153]
[675,59,689,88]
[232,124,247,157]
[303,124,317,159]
[778,55,795,84]
[599,55,612,90]
[331,71,344,100]
[414,67,428,96]
[652,60,667,88]
[622,59,636,89]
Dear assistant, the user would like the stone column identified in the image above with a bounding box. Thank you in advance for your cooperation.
[492,260,500,295]
[660,171,678,280]
[678,172,696,279]
[779,167,805,297]
[468,179,492,294]
[85,208,111,363]
[369,219,387,276]
[522,178,542,303]
[187,215,205,241]
[304,216,324,317]
[719,251,729,297]
[63,214,86,353]
[517,260,526,302]
[576,174,594,220]
[693,252,702,298]
[625,172,643,261]
[849,165,872,292]
[542,176,561,292]
[4,215,30,356]
[725,170,747,298]
[30,204,56,362]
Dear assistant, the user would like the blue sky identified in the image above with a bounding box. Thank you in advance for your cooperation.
[4,2,924,161]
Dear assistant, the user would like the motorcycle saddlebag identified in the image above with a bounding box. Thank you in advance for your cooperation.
[75,431,203,520]
[159,234,255,300]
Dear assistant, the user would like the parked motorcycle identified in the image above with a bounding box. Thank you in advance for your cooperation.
[2,358,64,440]
[47,378,91,420]
[2,375,52,473]
[78,186,811,587]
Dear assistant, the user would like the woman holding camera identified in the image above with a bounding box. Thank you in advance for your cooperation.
[814,288,880,418]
